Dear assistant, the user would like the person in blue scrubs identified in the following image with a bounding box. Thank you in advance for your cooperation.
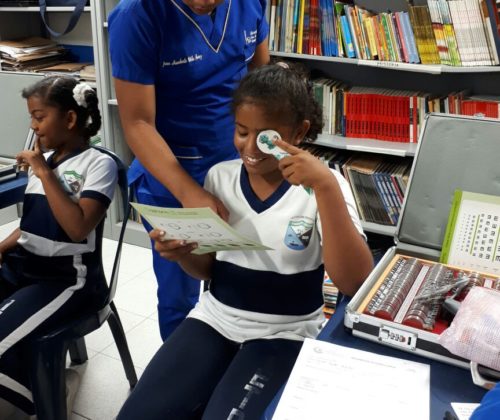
[470,382,500,420]
[108,0,269,340]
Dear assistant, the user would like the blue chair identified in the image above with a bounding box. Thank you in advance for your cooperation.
[27,146,137,420]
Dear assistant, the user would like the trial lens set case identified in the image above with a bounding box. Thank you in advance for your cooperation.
[344,113,500,368]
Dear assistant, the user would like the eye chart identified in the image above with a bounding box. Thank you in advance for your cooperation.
[440,191,500,275]
[131,203,272,255]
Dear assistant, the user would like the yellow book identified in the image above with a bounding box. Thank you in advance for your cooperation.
[363,15,377,59]
[366,16,381,60]
[297,0,305,54]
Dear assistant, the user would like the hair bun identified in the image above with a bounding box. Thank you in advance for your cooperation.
[72,82,94,108]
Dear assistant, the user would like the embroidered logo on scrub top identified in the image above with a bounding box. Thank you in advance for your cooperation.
[244,30,257,45]
[162,54,203,67]
[60,170,83,195]
[284,216,314,250]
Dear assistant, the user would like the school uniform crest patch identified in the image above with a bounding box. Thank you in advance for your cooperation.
[284,216,314,250]
[60,170,83,194]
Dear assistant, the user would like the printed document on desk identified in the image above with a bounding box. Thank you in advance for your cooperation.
[131,203,273,255]
[273,338,430,420]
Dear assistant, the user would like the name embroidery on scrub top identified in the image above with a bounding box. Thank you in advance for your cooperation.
[169,0,232,53]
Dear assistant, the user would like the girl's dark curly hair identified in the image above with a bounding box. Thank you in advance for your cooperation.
[22,75,101,143]
[232,61,323,140]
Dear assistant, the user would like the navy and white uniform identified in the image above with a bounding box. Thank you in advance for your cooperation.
[0,148,117,414]
[117,160,364,420]
[109,0,269,340]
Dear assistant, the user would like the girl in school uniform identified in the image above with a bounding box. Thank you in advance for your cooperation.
[0,75,117,415]
[116,63,374,420]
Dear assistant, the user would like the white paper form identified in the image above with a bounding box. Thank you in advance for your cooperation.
[273,338,430,420]
[131,203,273,255]
[451,403,480,420]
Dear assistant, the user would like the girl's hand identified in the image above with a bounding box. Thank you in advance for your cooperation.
[275,139,333,191]
[15,138,50,178]
[150,229,198,262]
[181,188,230,222]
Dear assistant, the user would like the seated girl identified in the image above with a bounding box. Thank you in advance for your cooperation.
[117,63,373,420]
[0,75,118,416]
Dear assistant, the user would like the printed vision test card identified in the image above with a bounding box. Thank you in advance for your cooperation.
[131,203,273,255]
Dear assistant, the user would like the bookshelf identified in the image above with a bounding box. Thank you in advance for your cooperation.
[272,51,500,74]
[0,0,149,246]
[57,0,500,248]
[0,0,150,245]
[91,0,150,247]
[0,6,91,12]
[275,49,500,236]
[0,4,96,152]
[314,133,418,157]
[268,0,500,238]
[0,2,101,226]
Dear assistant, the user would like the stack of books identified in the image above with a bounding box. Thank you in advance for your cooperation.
[342,154,412,226]
[79,64,96,82]
[35,62,92,78]
[322,273,339,318]
[302,144,413,227]
[313,77,500,143]
[0,37,68,72]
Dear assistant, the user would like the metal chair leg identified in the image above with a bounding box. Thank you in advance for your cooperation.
[108,302,138,388]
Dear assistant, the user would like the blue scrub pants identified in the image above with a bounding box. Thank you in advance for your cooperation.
[135,188,201,341]
[116,318,303,420]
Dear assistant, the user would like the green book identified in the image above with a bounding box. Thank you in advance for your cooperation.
[440,190,500,275]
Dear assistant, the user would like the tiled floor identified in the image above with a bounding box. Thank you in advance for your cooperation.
[0,220,165,420]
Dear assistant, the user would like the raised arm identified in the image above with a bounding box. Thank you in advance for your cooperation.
[16,141,113,243]
[114,79,229,219]
[312,172,374,296]
[276,140,373,296]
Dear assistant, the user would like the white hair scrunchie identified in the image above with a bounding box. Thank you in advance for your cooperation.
[72,82,93,108]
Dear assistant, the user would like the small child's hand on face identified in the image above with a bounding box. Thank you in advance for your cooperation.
[149,229,198,262]
[15,138,49,178]
[275,139,333,191]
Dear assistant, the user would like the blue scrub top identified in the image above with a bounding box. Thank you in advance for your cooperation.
[109,0,268,193]
[470,382,500,420]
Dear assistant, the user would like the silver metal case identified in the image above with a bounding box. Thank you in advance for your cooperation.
[344,113,500,368]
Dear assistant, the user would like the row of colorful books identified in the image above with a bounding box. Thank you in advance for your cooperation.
[313,77,500,142]
[269,0,500,66]
[303,145,413,226]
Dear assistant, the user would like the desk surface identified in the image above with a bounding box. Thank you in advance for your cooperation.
[0,172,28,209]
[264,298,487,420]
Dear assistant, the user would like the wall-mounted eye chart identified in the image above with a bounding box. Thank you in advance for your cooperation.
[131,203,272,255]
